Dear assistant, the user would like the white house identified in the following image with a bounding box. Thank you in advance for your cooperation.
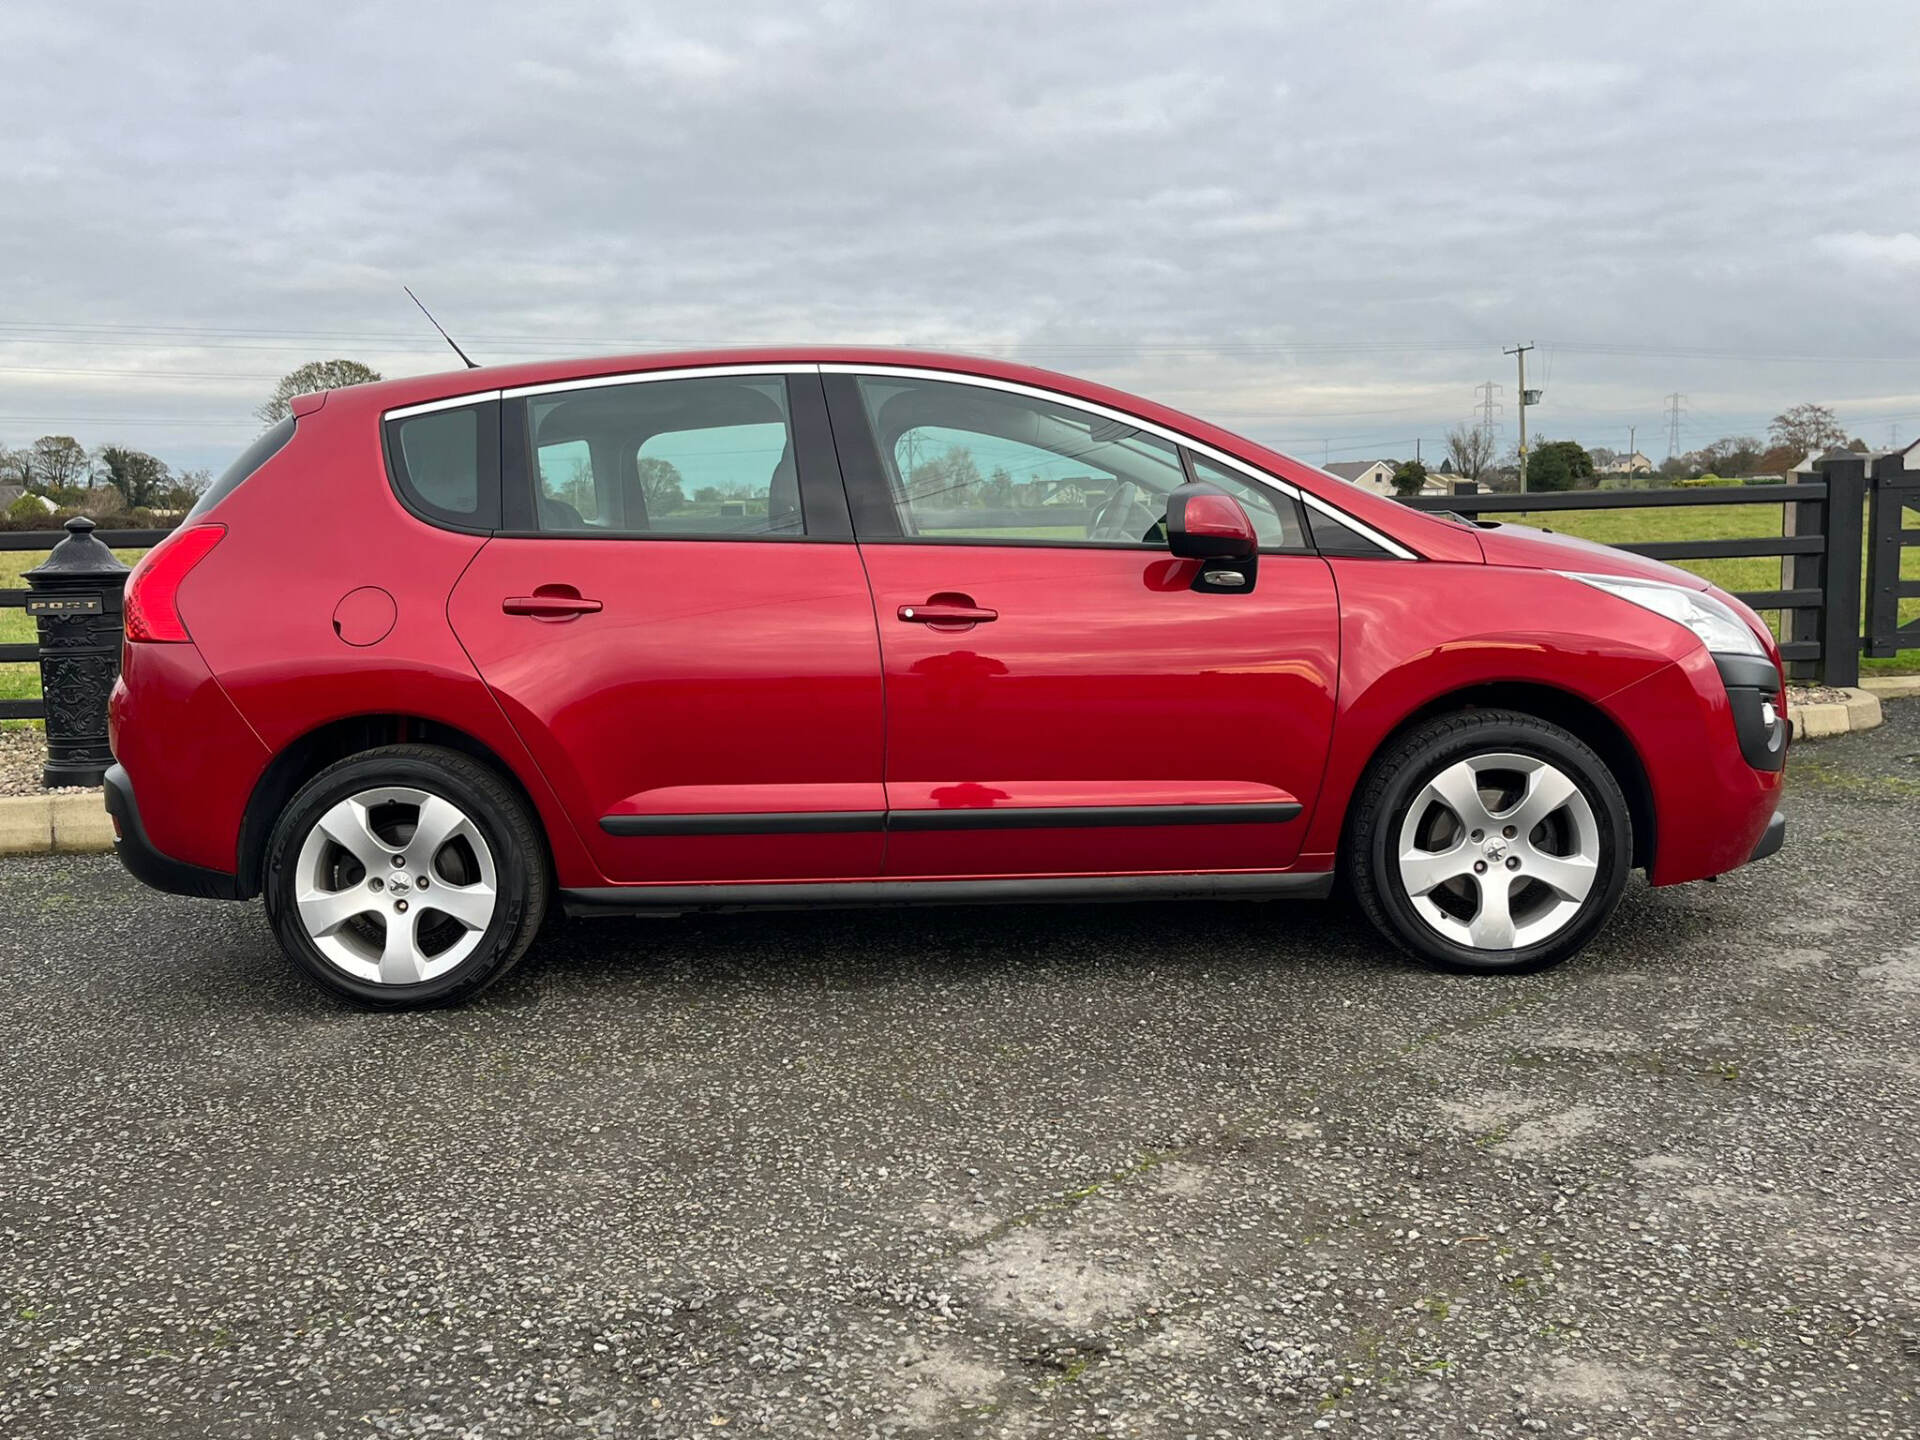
[1322,459,1398,494]
[1600,451,1654,477]
[1322,459,1450,496]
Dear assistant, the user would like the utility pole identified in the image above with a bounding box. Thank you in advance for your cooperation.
[1505,343,1536,491]
[1628,425,1636,460]
[1665,393,1686,458]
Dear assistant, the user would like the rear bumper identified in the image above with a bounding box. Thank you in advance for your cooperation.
[1747,809,1786,864]
[103,763,242,901]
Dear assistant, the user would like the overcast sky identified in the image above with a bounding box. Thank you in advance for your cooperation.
[4,0,1918,476]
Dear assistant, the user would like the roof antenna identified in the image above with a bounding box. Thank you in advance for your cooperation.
[404,285,478,369]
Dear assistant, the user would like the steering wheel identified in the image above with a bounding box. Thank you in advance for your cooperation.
[1086,481,1142,542]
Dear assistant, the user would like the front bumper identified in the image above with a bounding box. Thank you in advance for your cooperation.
[103,763,242,901]
[1715,653,1788,772]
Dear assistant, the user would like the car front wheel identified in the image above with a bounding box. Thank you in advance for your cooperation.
[263,744,548,1008]
[1347,710,1633,975]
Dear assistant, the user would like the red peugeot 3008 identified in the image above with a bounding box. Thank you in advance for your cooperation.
[106,349,1787,1007]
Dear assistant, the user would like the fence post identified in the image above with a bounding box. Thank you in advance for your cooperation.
[1782,463,1824,683]
[23,517,130,788]
[1815,454,1865,688]
[1863,449,1910,657]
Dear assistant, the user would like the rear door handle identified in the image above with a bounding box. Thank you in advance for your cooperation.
[899,601,997,625]
[503,588,602,619]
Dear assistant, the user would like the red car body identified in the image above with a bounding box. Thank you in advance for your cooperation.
[105,347,1786,932]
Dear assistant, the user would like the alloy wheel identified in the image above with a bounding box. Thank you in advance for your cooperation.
[292,786,499,985]
[1395,752,1600,951]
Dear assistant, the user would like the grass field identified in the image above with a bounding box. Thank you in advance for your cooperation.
[1484,502,1920,675]
[0,549,146,723]
[2,505,1915,727]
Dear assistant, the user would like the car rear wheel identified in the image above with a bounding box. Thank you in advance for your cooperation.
[1346,710,1632,975]
[263,744,547,1008]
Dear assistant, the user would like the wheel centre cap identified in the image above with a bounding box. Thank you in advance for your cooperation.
[1484,838,1509,862]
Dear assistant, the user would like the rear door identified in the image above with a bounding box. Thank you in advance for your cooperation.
[822,368,1341,880]
[447,368,887,885]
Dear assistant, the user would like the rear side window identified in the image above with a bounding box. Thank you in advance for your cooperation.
[383,401,501,531]
[186,416,295,521]
[522,375,802,538]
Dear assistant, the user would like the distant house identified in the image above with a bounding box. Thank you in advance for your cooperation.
[1322,458,1449,496]
[0,485,53,514]
[1600,451,1654,477]
[1322,459,1398,495]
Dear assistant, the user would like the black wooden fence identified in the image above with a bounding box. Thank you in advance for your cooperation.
[1399,453,1888,686]
[0,528,169,722]
[1864,450,1920,659]
[0,450,1916,731]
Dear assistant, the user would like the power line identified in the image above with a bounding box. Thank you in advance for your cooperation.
[4,319,1920,364]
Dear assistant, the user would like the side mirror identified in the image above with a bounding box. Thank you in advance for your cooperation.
[1165,483,1257,560]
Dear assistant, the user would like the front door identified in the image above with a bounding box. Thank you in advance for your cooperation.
[449,370,886,885]
[823,370,1341,880]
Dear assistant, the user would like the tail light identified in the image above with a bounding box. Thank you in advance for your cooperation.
[124,523,225,643]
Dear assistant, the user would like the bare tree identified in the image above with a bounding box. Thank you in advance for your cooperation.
[30,435,90,491]
[1767,403,1845,457]
[1445,423,1494,482]
[258,359,384,425]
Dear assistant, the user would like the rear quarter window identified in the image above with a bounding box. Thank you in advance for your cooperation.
[383,400,502,532]
[185,417,296,521]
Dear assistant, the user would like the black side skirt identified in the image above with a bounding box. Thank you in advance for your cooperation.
[561,870,1335,917]
[600,801,1302,836]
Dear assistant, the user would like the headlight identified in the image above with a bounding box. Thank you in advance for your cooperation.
[1563,572,1766,657]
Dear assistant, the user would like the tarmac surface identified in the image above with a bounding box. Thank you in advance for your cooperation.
[2,705,1917,1437]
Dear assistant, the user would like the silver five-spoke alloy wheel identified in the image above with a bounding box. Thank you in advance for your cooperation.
[293,786,499,985]
[1396,752,1600,951]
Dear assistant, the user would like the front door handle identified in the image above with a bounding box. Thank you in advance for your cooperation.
[899,601,998,626]
[503,586,602,620]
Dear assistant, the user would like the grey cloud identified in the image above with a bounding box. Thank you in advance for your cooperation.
[3,0,1918,472]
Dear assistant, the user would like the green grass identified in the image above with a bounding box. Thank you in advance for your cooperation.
[0,548,148,723]
[1,502,1914,727]
[1488,502,1920,674]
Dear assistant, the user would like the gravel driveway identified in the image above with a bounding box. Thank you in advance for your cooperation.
[2,707,1917,1439]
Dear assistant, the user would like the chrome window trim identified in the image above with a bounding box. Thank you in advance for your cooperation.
[502,362,823,401]
[380,363,823,422]
[381,359,1421,560]
[383,391,503,422]
[820,362,1419,560]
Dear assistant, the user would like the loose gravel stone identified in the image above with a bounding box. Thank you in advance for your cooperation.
[0,706,1915,1437]
[0,726,96,797]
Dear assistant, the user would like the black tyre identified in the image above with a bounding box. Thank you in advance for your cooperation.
[1346,710,1632,975]
[262,744,548,1008]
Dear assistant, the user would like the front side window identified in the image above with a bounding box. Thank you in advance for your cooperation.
[852,375,1305,549]
[1185,455,1305,549]
[524,375,802,537]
